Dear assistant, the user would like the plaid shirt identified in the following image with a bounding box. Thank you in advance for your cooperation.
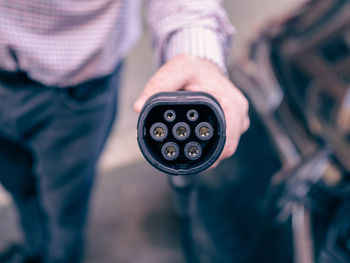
[0,0,234,87]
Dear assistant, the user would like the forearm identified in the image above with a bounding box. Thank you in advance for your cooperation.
[145,0,235,73]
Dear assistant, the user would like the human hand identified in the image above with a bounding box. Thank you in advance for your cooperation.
[134,54,250,166]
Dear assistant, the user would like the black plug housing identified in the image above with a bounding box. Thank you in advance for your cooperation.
[137,92,226,175]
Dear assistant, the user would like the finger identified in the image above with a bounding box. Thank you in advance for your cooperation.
[219,106,242,161]
[210,160,220,169]
[241,115,250,133]
[212,132,239,168]
[134,55,194,112]
[222,135,239,159]
[186,84,245,160]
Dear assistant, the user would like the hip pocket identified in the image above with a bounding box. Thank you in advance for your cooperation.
[58,74,115,111]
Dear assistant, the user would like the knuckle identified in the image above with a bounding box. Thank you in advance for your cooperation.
[242,116,250,133]
[146,77,163,92]
[225,145,236,158]
[228,148,235,157]
[240,96,249,113]
[246,117,251,128]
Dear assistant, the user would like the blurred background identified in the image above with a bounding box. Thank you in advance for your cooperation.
[5,0,349,262]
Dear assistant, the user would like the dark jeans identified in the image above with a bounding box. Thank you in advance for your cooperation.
[0,64,122,263]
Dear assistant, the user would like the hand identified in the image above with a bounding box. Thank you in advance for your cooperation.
[134,54,250,166]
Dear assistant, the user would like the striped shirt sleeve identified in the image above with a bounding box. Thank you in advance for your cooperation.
[145,0,235,73]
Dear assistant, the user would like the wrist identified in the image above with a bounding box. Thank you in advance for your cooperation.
[171,53,225,78]
[164,27,229,75]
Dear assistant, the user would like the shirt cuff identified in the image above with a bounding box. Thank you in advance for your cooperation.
[164,27,229,74]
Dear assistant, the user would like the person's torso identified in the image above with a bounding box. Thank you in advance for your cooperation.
[0,0,142,87]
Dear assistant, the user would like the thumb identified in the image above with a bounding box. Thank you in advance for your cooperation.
[134,55,194,112]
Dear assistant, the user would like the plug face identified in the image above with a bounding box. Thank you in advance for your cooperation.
[137,92,226,175]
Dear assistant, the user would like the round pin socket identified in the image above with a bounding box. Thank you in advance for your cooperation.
[195,122,214,141]
[187,109,199,122]
[161,142,180,161]
[184,142,202,161]
[150,122,168,141]
[137,91,226,175]
[172,122,191,141]
[164,110,176,122]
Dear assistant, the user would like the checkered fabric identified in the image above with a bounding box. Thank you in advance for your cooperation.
[0,0,234,87]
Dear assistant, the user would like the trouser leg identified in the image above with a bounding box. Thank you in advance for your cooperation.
[0,64,122,263]
[33,95,117,262]
[0,135,47,259]
[29,72,120,263]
